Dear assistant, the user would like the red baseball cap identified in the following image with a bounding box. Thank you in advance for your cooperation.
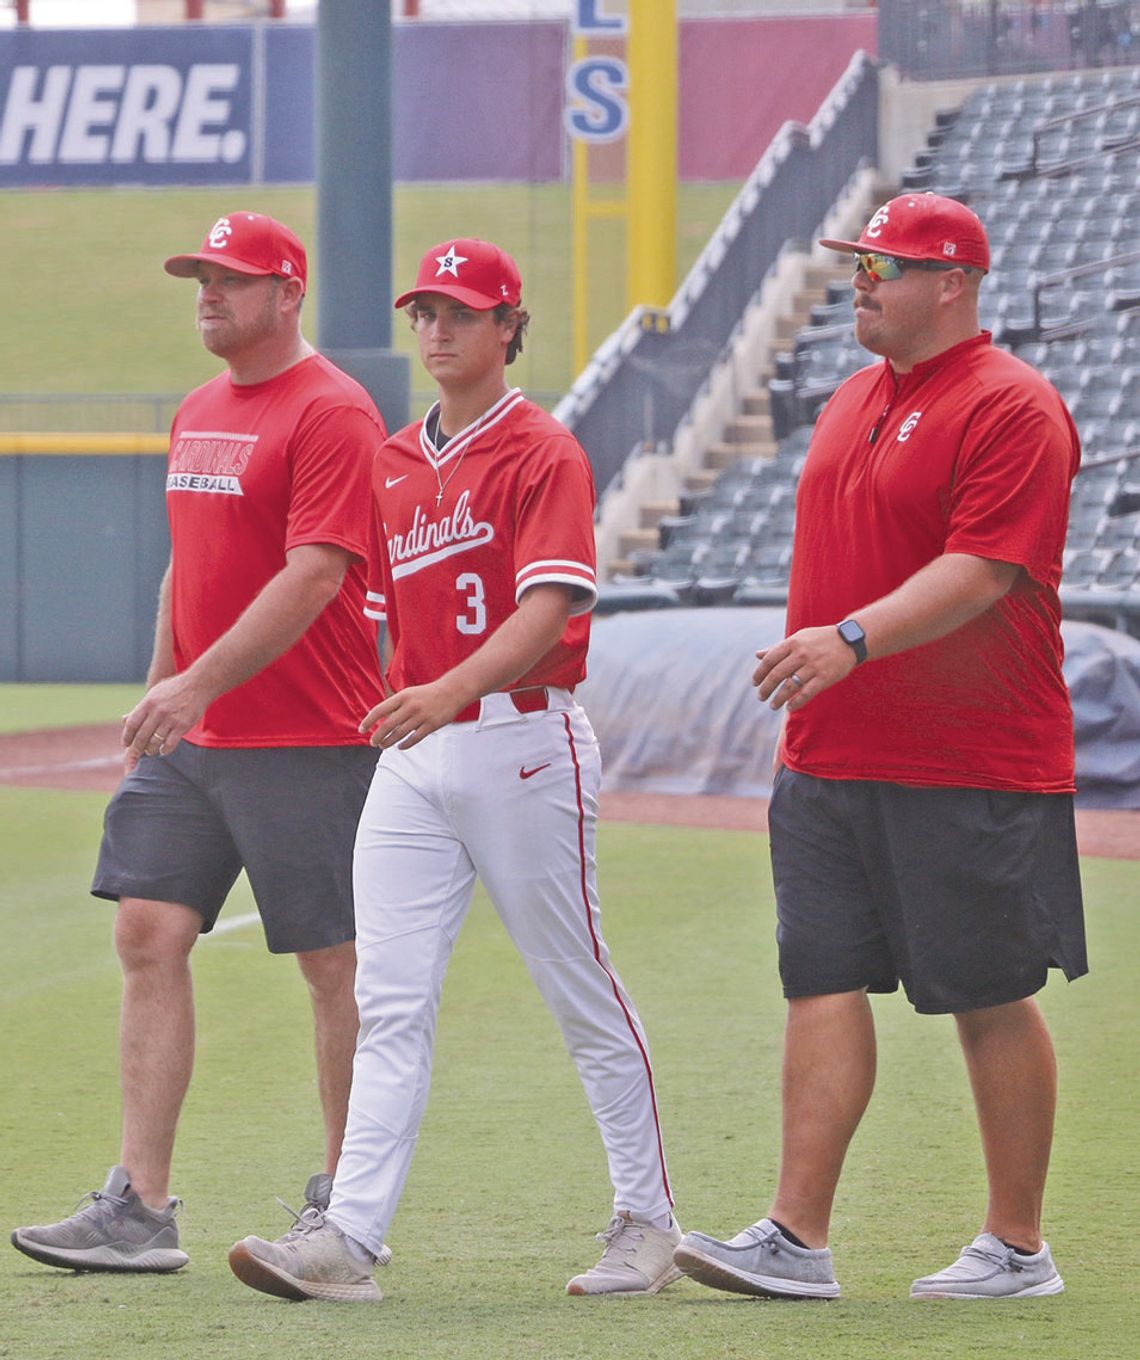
[819,193,990,272]
[394,238,522,310]
[164,212,307,288]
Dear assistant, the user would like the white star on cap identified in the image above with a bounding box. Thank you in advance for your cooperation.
[435,245,468,278]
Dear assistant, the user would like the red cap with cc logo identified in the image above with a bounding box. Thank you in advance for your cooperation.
[164,212,307,288]
[820,193,990,272]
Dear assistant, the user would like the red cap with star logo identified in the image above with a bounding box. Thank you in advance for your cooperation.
[164,212,307,287]
[394,238,523,310]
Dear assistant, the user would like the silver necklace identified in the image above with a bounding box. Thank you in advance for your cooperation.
[433,451,467,505]
[430,408,486,505]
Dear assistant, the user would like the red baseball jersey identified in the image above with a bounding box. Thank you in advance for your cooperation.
[783,332,1080,792]
[366,389,597,692]
[167,353,387,747]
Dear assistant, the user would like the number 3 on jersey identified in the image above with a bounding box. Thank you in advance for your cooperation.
[456,572,487,635]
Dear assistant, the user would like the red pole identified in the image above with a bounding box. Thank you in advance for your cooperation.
[404,0,420,15]
[186,0,205,19]
[16,0,31,25]
[269,0,286,16]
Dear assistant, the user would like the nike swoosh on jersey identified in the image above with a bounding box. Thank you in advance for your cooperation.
[385,474,408,488]
[519,763,551,780]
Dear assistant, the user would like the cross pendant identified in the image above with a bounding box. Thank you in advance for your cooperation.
[435,488,444,505]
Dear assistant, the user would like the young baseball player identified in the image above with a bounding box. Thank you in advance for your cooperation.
[229,238,681,1303]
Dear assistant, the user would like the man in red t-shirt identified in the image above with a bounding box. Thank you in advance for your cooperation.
[229,239,681,1304]
[12,213,387,1276]
[675,195,1087,1302]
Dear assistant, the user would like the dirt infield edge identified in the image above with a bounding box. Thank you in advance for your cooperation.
[0,723,1136,860]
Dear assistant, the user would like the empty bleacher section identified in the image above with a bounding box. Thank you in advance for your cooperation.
[580,62,1140,643]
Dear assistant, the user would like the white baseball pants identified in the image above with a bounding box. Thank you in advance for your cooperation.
[328,691,673,1256]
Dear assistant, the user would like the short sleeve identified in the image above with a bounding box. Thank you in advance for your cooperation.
[944,385,1079,589]
[513,435,598,614]
[285,403,387,562]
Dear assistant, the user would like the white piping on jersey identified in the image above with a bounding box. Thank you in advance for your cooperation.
[515,569,599,616]
[176,431,259,442]
[516,559,597,585]
[364,589,386,622]
[417,387,525,470]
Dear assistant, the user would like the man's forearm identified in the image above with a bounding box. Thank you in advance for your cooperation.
[855,552,1020,663]
[123,543,352,756]
[432,588,571,711]
[182,552,345,704]
[362,584,574,750]
[754,552,1023,711]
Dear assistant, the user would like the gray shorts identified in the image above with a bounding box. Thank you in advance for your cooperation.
[769,767,1088,1015]
[92,740,378,954]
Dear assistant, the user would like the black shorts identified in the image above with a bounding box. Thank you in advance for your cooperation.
[769,767,1088,1015]
[92,740,378,954]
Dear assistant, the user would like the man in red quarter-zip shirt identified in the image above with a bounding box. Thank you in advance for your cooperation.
[675,194,1087,1303]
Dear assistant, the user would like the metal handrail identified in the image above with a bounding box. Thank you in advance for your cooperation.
[998,249,1140,344]
[1001,92,1140,179]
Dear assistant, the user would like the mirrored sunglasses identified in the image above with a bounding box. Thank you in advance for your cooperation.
[852,251,961,281]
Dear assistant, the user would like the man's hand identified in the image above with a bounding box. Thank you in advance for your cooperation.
[753,625,859,711]
[360,678,468,751]
[122,672,212,761]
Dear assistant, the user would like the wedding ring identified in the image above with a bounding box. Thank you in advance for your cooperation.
[789,673,804,688]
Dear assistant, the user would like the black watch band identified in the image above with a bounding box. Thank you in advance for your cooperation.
[837,619,867,665]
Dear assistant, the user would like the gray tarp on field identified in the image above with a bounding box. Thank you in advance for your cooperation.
[577,610,1140,810]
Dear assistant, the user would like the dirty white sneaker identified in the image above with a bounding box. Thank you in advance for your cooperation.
[229,1216,385,1303]
[566,1212,683,1296]
[911,1233,1064,1299]
[268,1174,393,1261]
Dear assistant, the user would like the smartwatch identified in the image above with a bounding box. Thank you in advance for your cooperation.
[837,618,867,665]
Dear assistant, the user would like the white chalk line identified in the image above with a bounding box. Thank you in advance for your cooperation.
[0,755,121,778]
[208,911,262,940]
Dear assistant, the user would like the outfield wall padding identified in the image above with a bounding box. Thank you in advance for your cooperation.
[0,452,168,683]
[578,609,1140,811]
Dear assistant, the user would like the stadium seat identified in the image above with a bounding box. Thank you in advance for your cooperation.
[630,67,1140,627]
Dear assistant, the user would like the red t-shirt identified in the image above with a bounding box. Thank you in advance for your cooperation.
[366,389,597,692]
[782,332,1080,792]
[167,353,387,747]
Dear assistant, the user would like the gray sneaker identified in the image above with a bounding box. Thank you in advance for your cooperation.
[673,1218,840,1299]
[10,1166,188,1273]
[911,1233,1064,1299]
[229,1216,385,1303]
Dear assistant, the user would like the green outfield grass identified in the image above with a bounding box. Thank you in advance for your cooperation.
[0,773,1136,1359]
[0,183,739,411]
[0,684,142,733]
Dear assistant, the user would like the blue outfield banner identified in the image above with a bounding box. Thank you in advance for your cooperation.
[0,22,567,189]
[0,26,256,186]
[0,18,872,189]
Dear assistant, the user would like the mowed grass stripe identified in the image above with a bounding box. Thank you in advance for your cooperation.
[1,785,1136,1359]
